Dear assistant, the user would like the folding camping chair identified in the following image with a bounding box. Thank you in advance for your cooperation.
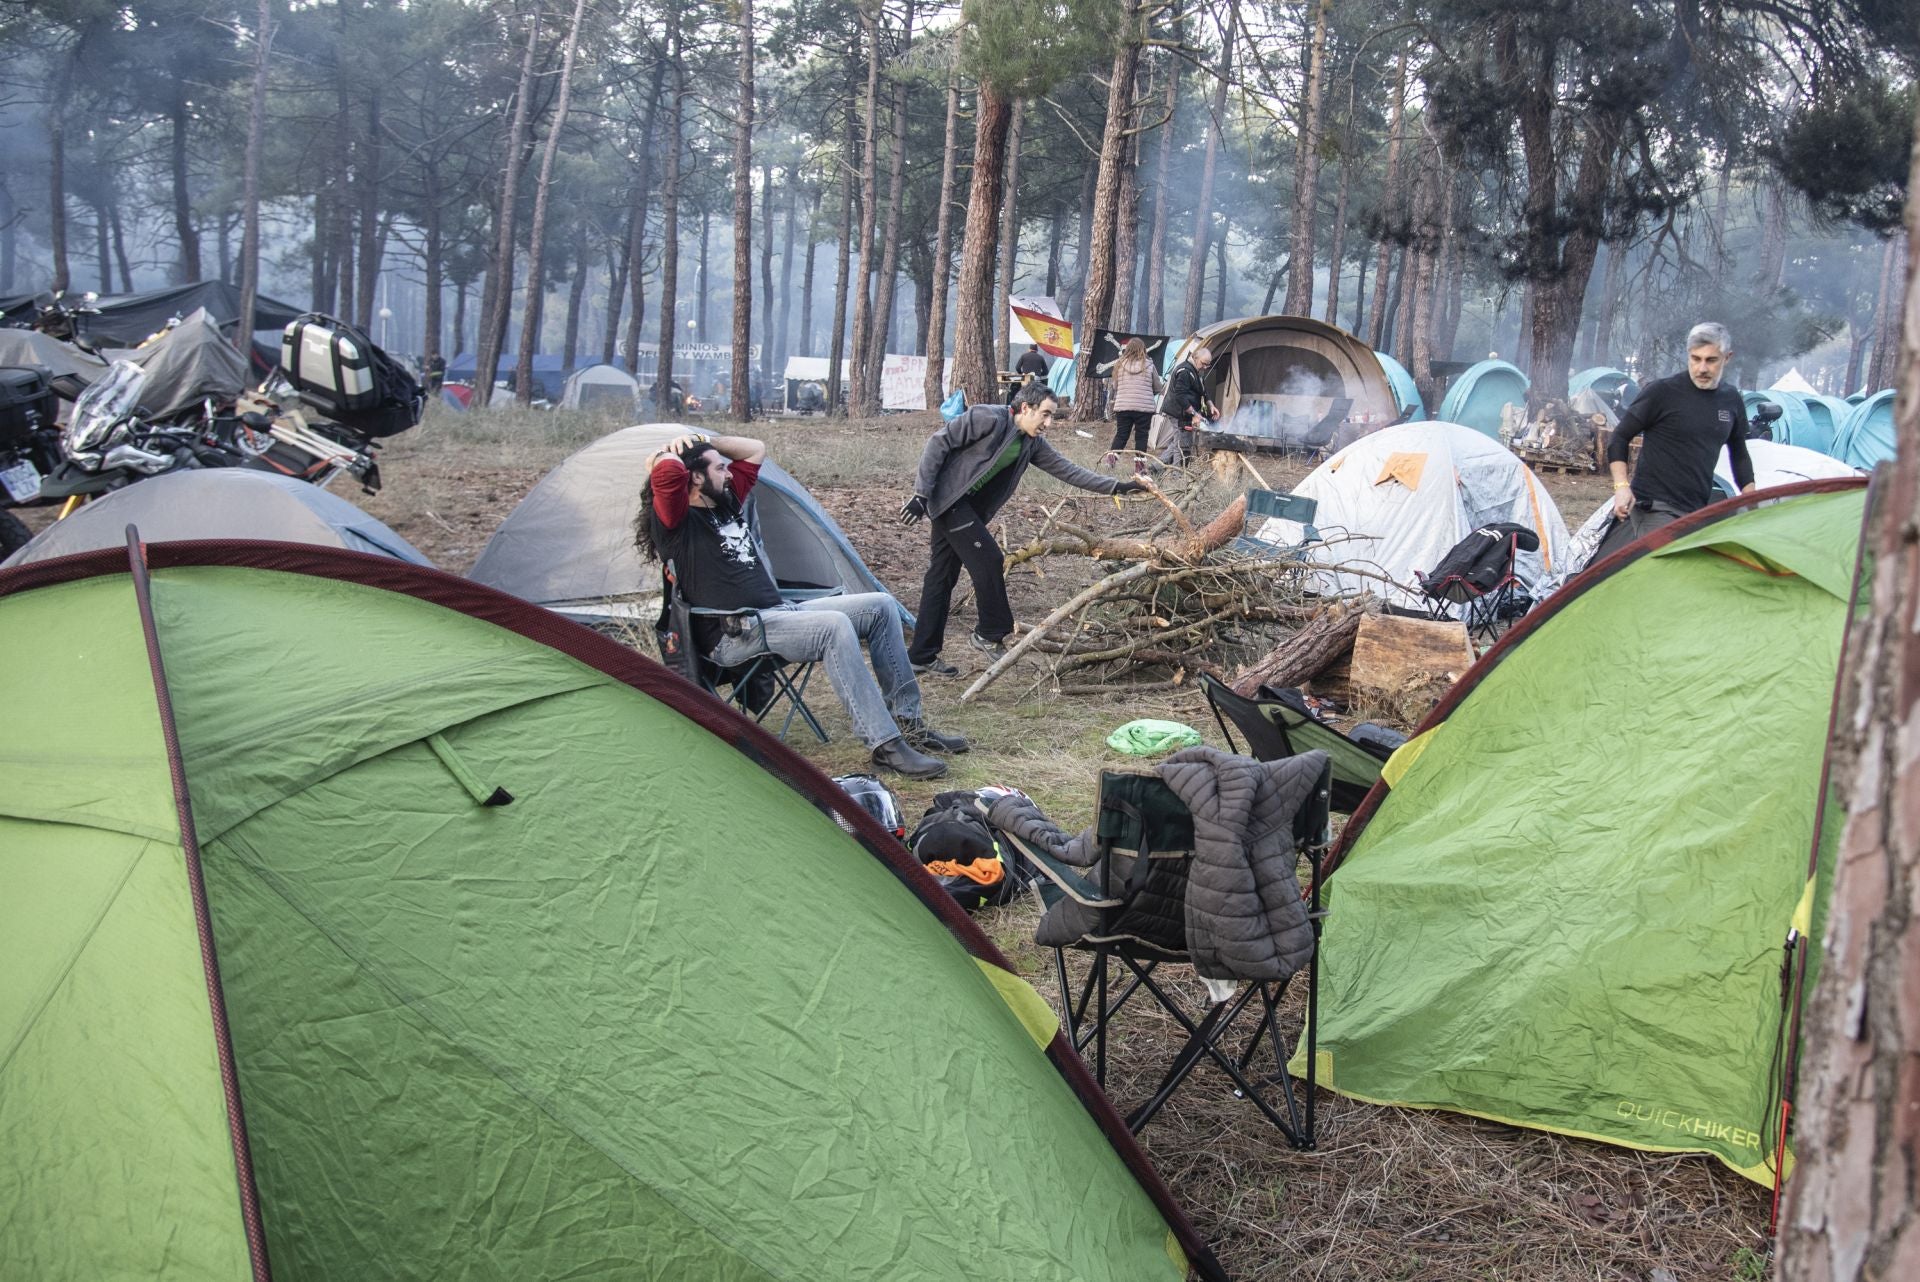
[1229,489,1321,559]
[1197,671,1391,813]
[656,560,829,743]
[1413,522,1538,644]
[996,760,1333,1147]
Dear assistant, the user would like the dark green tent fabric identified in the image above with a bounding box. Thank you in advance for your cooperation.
[0,542,1204,1280]
[1298,482,1867,1184]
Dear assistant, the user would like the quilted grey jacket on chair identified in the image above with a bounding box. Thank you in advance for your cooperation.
[988,747,1327,982]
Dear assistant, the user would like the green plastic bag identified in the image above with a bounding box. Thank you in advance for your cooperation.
[1106,719,1203,756]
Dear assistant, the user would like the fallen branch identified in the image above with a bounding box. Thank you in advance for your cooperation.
[961,561,1156,702]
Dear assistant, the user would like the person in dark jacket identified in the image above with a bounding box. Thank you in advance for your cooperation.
[901,383,1149,674]
[1159,346,1217,463]
[1008,343,1052,402]
[1592,322,1755,562]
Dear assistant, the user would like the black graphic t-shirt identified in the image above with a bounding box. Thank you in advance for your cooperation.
[652,459,782,652]
[1608,373,1754,513]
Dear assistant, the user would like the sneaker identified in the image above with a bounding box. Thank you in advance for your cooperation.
[898,716,970,754]
[1101,451,1119,468]
[871,735,948,780]
[968,631,1007,659]
[1132,458,1149,477]
[912,657,961,678]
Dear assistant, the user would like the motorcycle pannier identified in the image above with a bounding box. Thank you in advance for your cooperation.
[0,365,57,448]
[278,313,423,438]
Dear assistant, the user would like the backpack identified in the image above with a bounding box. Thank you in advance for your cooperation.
[908,789,1030,912]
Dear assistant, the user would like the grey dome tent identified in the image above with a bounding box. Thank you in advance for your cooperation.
[1178,315,1401,450]
[470,424,907,625]
[2,470,432,568]
[559,362,641,410]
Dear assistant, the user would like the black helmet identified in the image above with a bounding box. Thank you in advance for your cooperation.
[830,773,906,840]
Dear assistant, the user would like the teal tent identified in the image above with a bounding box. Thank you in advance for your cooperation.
[1374,351,1425,419]
[1437,359,1530,437]
[0,540,1213,1280]
[1567,366,1640,411]
[1047,348,1076,400]
[1795,393,1854,455]
[1835,389,1896,468]
[1743,389,1823,454]
[1299,480,1867,1185]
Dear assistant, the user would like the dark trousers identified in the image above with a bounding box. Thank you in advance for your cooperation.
[1108,411,1153,452]
[908,497,1013,662]
[1591,500,1686,565]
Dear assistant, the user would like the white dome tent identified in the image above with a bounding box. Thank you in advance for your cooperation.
[1258,420,1571,612]
[558,363,641,410]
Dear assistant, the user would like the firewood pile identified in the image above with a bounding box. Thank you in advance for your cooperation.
[960,455,1424,702]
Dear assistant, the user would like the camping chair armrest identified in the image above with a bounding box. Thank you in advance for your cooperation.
[777,584,844,603]
[685,604,773,656]
[993,827,1124,911]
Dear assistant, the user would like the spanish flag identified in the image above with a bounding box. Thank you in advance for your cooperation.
[1008,295,1075,360]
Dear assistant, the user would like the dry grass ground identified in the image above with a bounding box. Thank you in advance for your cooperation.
[44,400,1765,1280]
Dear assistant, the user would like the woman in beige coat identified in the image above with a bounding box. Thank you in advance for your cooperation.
[1103,337,1164,469]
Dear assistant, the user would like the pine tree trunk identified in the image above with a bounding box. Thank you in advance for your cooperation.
[1073,26,1143,421]
[1283,0,1331,316]
[848,13,881,413]
[759,162,774,382]
[170,86,202,283]
[863,0,916,410]
[622,52,667,373]
[1213,213,1230,322]
[1409,159,1442,404]
[1845,320,1869,394]
[236,0,271,347]
[1776,123,1920,1274]
[826,59,857,412]
[1112,103,1142,338]
[424,164,446,363]
[654,10,684,408]
[602,242,626,364]
[356,90,382,331]
[1757,182,1789,290]
[923,62,962,408]
[1323,160,1350,325]
[93,199,110,292]
[474,3,544,407]
[561,233,589,370]
[334,82,356,320]
[1183,7,1234,335]
[1351,249,1368,337]
[800,188,818,357]
[452,280,468,356]
[953,84,1014,404]
[48,45,78,294]
[1067,163,1094,330]
[1144,22,1181,337]
[697,206,711,345]
[729,0,755,420]
[1046,204,1064,297]
[1868,235,1905,391]
[995,99,1026,371]
[516,0,589,405]
[777,186,797,372]
[1366,47,1408,350]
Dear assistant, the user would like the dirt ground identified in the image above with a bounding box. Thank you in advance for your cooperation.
[16,408,1755,1280]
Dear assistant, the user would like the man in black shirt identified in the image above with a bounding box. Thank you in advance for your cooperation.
[1159,346,1218,464]
[1008,343,1051,402]
[639,431,964,779]
[1594,322,1755,562]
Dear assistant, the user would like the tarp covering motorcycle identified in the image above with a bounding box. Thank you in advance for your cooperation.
[0,542,1210,1281]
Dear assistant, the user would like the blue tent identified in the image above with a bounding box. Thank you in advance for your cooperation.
[1046,351,1075,401]
[1795,393,1853,455]
[1741,389,1829,455]
[446,352,572,402]
[1438,360,1530,438]
[1836,389,1897,468]
[1374,352,1425,419]
[1568,366,1640,412]
[1846,392,1867,405]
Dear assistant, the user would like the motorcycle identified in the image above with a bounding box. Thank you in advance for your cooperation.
[0,290,104,353]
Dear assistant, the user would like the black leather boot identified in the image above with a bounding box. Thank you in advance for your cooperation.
[871,736,949,780]
[898,716,970,754]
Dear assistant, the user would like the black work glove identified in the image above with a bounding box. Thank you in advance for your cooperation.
[899,494,929,526]
[1114,480,1148,495]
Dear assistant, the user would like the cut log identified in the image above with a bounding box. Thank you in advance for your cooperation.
[1349,612,1475,695]
[1230,596,1373,696]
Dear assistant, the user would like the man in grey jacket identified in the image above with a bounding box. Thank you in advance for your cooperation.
[901,382,1147,675]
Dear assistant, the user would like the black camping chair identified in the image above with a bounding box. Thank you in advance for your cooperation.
[1198,672,1392,813]
[656,559,829,743]
[1413,521,1539,644]
[995,759,1332,1148]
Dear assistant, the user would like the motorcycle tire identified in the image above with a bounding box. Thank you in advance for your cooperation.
[0,508,31,559]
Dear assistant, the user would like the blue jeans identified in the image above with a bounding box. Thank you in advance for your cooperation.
[708,593,923,748]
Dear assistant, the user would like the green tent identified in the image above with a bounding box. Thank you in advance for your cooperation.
[1298,480,1866,1184]
[0,541,1209,1280]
